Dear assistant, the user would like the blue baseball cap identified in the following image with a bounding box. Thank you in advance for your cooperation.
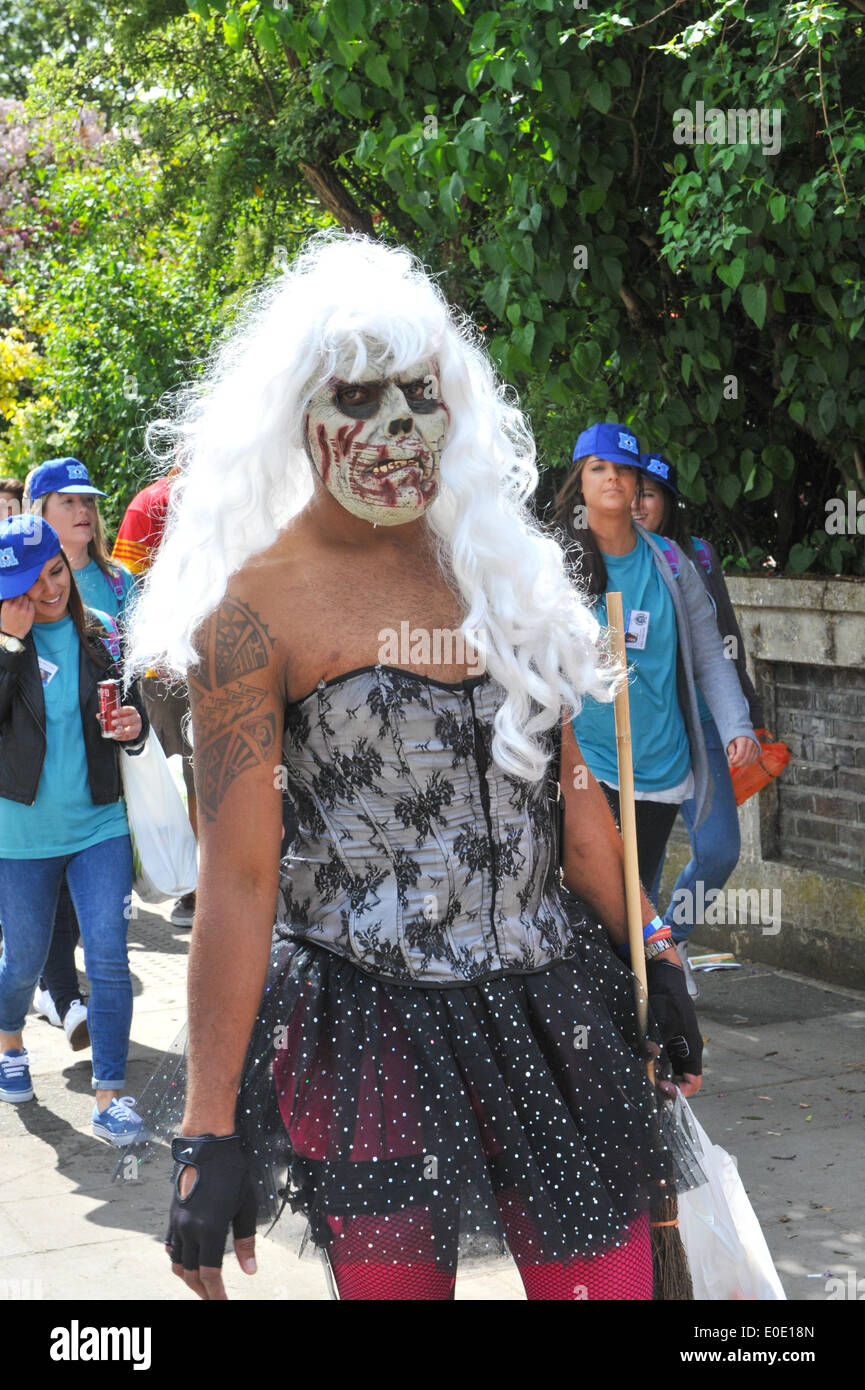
[0,515,63,600]
[638,452,679,498]
[28,458,106,500]
[572,422,641,467]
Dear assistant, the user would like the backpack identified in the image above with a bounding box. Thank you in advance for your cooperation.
[105,565,126,604]
[658,535,712,579]
[656,535,717,622]
[88,607,122,664]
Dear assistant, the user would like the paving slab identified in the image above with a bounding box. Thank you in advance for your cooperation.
[0,1210,30,1258]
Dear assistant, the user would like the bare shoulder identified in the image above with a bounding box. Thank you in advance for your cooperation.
[191,525,311,696]
[191,574,280,695]
[188,560,288,825]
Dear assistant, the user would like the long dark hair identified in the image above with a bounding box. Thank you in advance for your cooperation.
[553,457,699,596]
[635,473,698,563]
[66,554,116,670]
[0,550,114,671]
[552,455,610,598]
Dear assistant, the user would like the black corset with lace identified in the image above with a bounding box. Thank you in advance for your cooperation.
[276,664,574,986]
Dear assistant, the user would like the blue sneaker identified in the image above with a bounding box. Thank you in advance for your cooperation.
[0,1049,35,1103]
[92,1095,143,1147]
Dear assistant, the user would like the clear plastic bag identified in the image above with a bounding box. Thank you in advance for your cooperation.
[119,731,197,901]
[674,1093,787,1300]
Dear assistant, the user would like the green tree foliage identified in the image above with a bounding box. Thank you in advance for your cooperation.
[3,0,865,571]
[0,0,103,100]
[0,97,224,532]
[0,2,345,536]
[184,0,865,573]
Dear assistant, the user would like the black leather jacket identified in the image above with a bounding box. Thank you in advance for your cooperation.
[0,613,149,808]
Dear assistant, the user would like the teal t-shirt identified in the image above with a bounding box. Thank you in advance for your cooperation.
[572,532,691,793]
[0,614,129,858]
[73,559,137,628]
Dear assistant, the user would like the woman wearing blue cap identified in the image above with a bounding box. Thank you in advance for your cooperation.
[553,424,760,944]
[631,454,765,995]
[21,460,138,1042]
[0,514,149,1144]
[24,459,137,626]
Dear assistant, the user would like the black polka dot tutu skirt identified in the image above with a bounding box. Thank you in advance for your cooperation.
[245,911,671,1267]
[128,913,673,1274]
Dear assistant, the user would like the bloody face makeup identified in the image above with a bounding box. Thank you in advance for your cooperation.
[304,359,449,525]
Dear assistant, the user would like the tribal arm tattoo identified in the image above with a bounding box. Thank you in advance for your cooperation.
[188,596,279,823]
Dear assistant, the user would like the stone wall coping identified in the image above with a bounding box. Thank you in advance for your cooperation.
[727,575,865,614]
[665,573,865,987]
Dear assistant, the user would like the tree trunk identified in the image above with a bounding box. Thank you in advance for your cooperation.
[298,160,375,236]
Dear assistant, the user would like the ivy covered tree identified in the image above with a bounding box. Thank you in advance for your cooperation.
[2,0,864,571]
[179,0,865,573]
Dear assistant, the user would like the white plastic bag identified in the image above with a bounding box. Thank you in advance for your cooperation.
[119,731,198,901]
[676,1096,786,1300]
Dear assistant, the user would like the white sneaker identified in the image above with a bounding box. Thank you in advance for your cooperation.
[675,940,699,999]
[63,999,90,1052]
[169,891,196,928]
[33,987,62,1027]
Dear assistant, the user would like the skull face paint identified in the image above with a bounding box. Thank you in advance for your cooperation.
[304,359,449,525]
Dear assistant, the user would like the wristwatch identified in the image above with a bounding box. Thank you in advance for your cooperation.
[0,632,25,653]
[644,935,672,961]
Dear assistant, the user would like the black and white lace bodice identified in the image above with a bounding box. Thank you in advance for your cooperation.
[276,665,578,985]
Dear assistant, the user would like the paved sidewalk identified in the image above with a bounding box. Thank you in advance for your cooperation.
[1,895,863,1302]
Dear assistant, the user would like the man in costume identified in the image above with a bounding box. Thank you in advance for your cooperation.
[128,234,707,1301]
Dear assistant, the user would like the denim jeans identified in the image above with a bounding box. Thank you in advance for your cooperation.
[0,834,133,1088]
[38,877,83,1019]
[654,718,741,942]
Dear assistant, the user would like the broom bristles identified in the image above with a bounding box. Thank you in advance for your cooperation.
[651,1180,694,1301]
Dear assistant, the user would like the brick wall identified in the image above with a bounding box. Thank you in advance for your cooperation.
[762,660,865,877]
[659,576,865,987]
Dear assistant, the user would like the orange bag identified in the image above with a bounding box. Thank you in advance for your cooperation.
[730,728,792,806]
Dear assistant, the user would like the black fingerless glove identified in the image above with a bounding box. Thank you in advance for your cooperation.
[646,959,703,1077]
[166,1134,257,1270]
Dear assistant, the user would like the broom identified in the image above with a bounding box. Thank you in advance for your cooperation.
[607,591,694,1301]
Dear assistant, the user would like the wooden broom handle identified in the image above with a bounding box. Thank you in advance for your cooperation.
[607,592,653,1079]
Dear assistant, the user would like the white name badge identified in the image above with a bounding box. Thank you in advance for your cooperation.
[38,657,59,686]
[624,608,650,650]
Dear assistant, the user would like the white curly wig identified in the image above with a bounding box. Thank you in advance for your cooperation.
[126,231,616,781]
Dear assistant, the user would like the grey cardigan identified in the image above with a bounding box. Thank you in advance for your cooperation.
[634,524,757,829]
[684,535,765,729]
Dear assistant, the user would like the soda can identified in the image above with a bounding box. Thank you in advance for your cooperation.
[97,679,121,738]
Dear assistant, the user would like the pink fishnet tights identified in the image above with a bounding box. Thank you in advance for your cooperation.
[325,1201,652,1302]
